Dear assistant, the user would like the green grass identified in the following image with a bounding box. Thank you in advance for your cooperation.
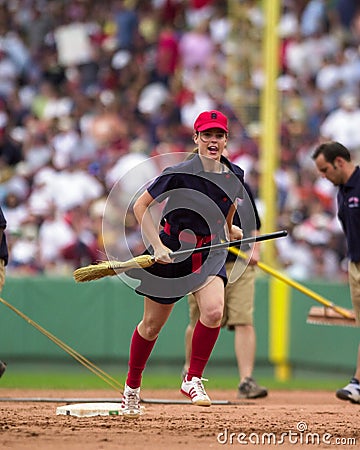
[0,358,349,391]
[0,371,346,391]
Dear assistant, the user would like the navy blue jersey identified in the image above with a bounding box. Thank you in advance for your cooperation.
[0,206,8,265]
[148,154,244,237]
[127,154,244,303]
[337,166,360,262]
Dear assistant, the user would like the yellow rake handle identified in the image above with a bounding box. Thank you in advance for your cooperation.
[228,247,354,320]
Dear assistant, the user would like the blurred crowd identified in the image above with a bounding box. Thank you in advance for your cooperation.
[0,0,359,281]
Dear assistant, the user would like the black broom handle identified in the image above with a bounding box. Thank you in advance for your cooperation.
[169,230,288,258]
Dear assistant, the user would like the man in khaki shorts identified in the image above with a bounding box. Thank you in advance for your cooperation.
[312,141,360,404]
[0,204,8,378]
[183,182,268,399]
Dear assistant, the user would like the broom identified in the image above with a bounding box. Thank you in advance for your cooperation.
[228,246,356,327]
[73,255,155,282]
[73,230,287,283]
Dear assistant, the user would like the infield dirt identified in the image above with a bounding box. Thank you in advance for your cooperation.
[1,388,359,449]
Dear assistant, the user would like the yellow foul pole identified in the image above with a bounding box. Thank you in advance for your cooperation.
[260,1,291,380]
[259,0,280,265]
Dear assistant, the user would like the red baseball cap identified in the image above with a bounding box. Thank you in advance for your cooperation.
[194,110,228,132]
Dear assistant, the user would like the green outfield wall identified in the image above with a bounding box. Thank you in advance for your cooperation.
[0,276,357,375]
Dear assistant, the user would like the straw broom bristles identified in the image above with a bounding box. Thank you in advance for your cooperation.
[73,255,155,282]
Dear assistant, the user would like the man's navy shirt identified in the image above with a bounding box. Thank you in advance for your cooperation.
[337,166,360,262]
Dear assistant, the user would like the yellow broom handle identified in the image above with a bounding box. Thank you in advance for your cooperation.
[228,247,353,319]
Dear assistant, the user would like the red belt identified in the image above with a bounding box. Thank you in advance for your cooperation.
[163,222,215,273]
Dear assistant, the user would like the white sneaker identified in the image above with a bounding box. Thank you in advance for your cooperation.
[336,378,360,404]
[121,383,142,418]
[180,375,211,406]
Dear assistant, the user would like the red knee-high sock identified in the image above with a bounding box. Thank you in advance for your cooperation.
[126,327,157,389]
[187,320,220,380]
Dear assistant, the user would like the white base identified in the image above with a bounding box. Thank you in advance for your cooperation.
[56,402,124,417]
